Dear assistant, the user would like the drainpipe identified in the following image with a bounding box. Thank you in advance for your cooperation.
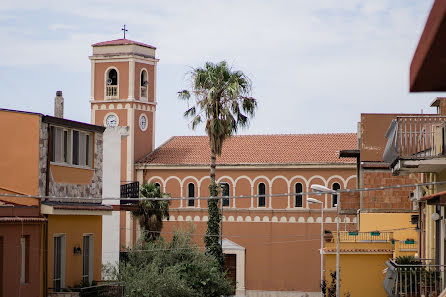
[43,123,52,295]
[356,209,360,231]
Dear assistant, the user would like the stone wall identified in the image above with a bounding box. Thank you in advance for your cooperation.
[39,122,103,201]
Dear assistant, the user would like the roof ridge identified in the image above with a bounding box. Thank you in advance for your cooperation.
[170,133,356,138]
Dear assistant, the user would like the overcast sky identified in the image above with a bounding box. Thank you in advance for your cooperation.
[0,0,441,146]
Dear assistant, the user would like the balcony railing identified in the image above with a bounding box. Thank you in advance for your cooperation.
[395,240,418,252]
[383,116,446,165]
[140,86,147,99]
[120,181,140,205]
[384,259,445,297]
[106,86,118,99]
[48,282,124,297]
[330,231,393,243]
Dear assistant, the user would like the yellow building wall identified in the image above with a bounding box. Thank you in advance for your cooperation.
[360,212,417,241]
[47,215,102,288]
[325,253,391,297]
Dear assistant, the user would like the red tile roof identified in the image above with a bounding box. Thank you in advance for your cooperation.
[137,134,357,165]
[92,38,156,49]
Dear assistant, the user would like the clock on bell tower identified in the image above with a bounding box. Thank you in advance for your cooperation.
[89,38,158,183]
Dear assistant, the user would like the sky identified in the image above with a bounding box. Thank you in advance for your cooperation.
[0,0,441,147]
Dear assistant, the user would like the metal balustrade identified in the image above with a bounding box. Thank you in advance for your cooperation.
[330,231,393,243]
[383,116,446,165]
[384,259,445,297]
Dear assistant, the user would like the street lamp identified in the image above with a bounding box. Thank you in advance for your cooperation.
[307,197,324,297]
[311,184,340,297]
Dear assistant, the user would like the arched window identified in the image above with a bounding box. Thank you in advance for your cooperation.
[258,183,266,207]
[140,69,148,99]
[154,183,160,190]
[332,183,340,207]
[221,183,230,207]
[105,68,118,99]
[295,183,303,207]
[187,183,195,207]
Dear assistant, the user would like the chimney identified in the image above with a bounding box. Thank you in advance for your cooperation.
[54,90,64,118]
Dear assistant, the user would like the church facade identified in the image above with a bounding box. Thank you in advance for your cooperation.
[89,38,359,296]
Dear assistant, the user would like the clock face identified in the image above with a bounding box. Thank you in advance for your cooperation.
[105,114,118,127]
[139,114,148,131]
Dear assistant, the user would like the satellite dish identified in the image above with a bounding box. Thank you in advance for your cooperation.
[143,80,148,87]
[106,78,113,85]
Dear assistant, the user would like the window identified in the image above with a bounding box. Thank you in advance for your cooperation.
[20,236,29,284]
[295,183,303,207]
[154,183,161,190]
[140,69,148,99]
[105,68,118,99]
[221,183,230,207]
[53,235,66,292]
[258,183,266,207]
[51,126,93,168]
[187,183,195,207]
[107,69,118,85]
[82,235,94,284]
[332,183,340,207]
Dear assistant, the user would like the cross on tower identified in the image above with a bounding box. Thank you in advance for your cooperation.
[121,24,128,39]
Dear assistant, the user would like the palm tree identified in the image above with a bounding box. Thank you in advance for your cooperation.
[132,183,170,243]
[178,61,257,269]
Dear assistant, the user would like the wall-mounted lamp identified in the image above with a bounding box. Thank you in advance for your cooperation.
[73,245,82,255]
[432,212,442,221]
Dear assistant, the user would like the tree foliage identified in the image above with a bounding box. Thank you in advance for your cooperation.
[104,231,234,297]
[131,183,170,242]
[179,61,257,269]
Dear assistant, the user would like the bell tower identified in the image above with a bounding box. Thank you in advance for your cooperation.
[89,38,158,183]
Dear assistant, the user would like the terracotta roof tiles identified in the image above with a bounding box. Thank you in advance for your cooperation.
[138,134,357,165]
[92,38,156,49]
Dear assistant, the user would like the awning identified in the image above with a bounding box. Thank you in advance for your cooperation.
[410,0,446,92]
[420,190,446,205]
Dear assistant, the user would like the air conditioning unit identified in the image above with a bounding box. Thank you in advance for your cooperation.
[410,186,425,211]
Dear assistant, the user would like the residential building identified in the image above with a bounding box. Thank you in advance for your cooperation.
[0,92,112,296]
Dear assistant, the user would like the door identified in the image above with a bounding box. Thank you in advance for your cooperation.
[224,254,237,287]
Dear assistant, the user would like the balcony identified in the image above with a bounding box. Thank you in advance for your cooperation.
[106,86,118,100]
[383,116,446,175]
[329,231,394,243]
[120,181,139,210]
[384,259,445,297]
[48,281,124,297]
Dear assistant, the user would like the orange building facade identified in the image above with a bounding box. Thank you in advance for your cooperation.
[0,105,111,297]
[134,135,359,296]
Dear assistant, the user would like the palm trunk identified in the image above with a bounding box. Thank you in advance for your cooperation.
[205,151,224,270]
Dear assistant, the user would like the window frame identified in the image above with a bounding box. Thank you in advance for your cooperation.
[50,125,93,169]
[187,183,195,207]
[332,182,341,208]
[20,235,29,284]
[104,66,120,99]
[258,183,266,207]
[221,183,230,207]
[53,234,66,292]
[295,183,303,208]
[140,68,149,101]
[82,234,94,284]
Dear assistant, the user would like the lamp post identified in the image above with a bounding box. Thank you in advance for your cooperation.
[311,184,339,297]
[307,197,324,297]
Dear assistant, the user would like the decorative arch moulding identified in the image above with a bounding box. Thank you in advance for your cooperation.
[165,214,356,224]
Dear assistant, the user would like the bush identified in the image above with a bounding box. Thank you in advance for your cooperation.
[104,231,234,297]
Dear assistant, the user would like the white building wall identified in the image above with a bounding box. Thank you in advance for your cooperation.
[102,126,129,275]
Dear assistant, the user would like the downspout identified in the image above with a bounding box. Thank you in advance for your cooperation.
[43,124,52,295]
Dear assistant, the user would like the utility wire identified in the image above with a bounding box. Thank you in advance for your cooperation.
[0,180,440,202]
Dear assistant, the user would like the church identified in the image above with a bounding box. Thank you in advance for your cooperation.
[89,37,358,297]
